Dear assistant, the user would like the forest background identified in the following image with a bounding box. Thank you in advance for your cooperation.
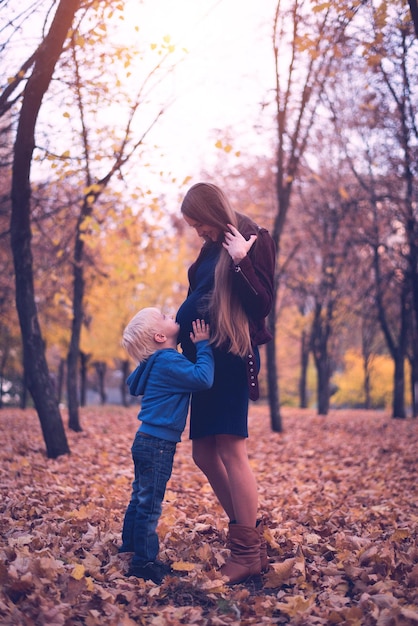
[0,2,417,624]
[0,0,417,458]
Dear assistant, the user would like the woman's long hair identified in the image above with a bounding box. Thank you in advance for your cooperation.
[181,183,252,357]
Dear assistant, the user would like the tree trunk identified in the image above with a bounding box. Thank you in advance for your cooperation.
[299,329,309,409]
[363,356,371,410]
[67,225,85,430]
[316,356,330,416]
[121,359,130,407]
[408,0,418,37]
[267,306,282,432]
[94,361,107,405]
[79,351,90,407]
[393,353,406,419]
[67,347,81,429]
[361,325,373,410]
[9,0,81,458]
[57,358,65,405]
[373,244,409,421]
[410,357,418,418]
[11,136,69,460]
[409,238,418,418]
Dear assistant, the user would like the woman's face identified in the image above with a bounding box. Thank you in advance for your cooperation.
[183,215,222,243]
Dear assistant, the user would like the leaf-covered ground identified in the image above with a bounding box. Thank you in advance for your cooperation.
[0,405,417,625]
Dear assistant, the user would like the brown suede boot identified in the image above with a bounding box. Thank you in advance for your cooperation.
[221,523,261,585]
[256,518,269,573]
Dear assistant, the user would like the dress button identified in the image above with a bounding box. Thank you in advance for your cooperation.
[251,382,256,386]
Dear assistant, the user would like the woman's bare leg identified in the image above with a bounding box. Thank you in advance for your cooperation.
[192,435,258,527]
[216,434,258,527]
[192,436,235,520]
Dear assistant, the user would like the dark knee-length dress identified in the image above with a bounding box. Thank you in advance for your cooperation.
[176,217,276,440]
[176,242,252,438]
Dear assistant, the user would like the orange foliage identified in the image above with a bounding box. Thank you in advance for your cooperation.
[0,406,417,624]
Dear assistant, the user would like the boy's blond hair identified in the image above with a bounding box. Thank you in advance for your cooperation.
[122,307,163,363]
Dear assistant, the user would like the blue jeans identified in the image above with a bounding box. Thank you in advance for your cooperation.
[120,431,176,565]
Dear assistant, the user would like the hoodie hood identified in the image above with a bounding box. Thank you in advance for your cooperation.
[126,352,160,397]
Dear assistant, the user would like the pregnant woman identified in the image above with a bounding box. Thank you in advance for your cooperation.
[176,182,276,584]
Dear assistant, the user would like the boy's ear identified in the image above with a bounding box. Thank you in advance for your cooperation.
[154,332,166,344]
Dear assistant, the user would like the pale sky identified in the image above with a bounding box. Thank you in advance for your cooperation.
[3,0,278,198]
[124,0,278,186]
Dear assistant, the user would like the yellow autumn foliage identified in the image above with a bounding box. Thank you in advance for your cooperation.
[332,349,411,409]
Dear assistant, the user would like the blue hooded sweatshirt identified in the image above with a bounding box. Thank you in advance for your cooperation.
[127,340,214,443]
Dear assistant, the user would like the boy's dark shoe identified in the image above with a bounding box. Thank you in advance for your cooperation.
[154,560,173,575]
[127,560,171,584]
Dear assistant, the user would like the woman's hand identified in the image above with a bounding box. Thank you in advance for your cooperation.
[222,224,257,264]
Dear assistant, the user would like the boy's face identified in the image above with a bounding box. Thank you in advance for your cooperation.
[157,313,180,341]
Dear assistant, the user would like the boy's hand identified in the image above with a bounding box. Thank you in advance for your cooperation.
[190,319,210,344]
